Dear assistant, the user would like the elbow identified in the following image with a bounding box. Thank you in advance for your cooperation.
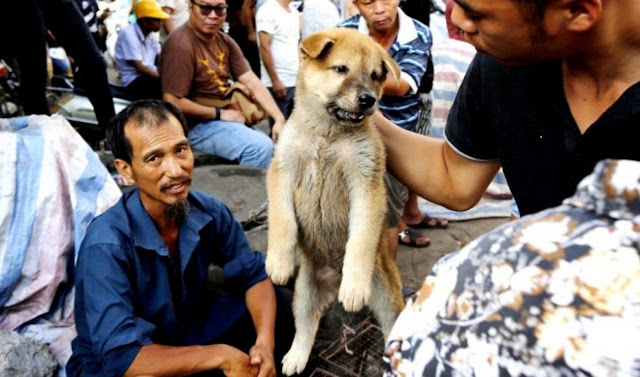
[442,192,483,212]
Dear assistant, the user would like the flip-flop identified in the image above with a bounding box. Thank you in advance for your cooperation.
[407,215,449,229]
[398,229,431,248]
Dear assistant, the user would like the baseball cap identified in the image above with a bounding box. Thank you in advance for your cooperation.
[134,0,170,20]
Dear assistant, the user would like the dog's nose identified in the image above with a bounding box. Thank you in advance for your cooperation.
[358,93,376,110]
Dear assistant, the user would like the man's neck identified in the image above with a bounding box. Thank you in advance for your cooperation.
[561,3,640,133]
[277,0,292,10]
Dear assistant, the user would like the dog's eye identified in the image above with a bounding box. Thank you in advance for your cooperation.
[333,65,349,74]
[371,71,379,81]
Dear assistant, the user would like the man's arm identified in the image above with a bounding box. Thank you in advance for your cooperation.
[125,343,258,377]
[130,60,159,77]
[245,278,277,377]
[257,31,286,99]
[374,112,500,211]
[242,0,257,43]
[236,70,286,141]
[163,92,247,124]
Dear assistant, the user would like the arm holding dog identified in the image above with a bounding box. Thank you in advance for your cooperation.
[374,111,500,211]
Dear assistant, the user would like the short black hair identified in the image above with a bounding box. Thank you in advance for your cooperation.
[106,99,189,163]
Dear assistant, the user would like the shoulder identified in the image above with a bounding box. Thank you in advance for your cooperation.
[188,190,233,219]
[338,14,360,29]
[81,196,132,250]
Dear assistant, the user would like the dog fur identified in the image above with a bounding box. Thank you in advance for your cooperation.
[265,28,405,376]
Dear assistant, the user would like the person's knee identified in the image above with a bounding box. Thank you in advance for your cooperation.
[241,136,274,168]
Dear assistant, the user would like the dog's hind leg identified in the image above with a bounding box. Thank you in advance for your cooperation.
[282,260,336,376]
[369,259,404,339]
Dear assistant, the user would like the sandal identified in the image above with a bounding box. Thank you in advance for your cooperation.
[406,214,449,229]
[398,229,431,248]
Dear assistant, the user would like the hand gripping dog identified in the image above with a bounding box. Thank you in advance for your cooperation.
[265,28,405,376]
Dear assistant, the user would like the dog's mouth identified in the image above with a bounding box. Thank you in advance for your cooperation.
[328,103,370,124]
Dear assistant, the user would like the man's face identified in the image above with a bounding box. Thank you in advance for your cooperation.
[354,0,400,34]
[450,0,568,66]
[189,0,228,36]
[118,116,194,218]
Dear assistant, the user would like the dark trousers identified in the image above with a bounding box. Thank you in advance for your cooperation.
[124,75,163,101]
[270,87,295,119]
[2,0,115,134]
[199,287,312,377]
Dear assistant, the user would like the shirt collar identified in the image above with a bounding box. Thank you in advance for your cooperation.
[133,21,149,42]
[124,189,214,259]
[357,8,418,46]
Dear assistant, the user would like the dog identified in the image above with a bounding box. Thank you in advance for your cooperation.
[265,28,405,376]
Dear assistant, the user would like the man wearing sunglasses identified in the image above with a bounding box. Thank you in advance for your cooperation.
[160,0,287,169]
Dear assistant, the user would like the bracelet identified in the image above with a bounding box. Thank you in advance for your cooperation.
[213,106,221,121]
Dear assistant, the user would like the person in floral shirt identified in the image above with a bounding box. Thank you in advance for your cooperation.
[384,159,640,377]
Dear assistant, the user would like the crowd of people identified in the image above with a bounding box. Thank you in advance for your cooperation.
[1,0,639,375]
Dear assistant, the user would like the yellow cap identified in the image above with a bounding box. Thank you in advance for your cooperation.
[134,0,170,20]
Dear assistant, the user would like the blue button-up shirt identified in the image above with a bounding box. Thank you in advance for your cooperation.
[67,189,267,377]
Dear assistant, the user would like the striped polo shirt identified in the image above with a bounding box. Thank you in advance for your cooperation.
[339,10,432,131]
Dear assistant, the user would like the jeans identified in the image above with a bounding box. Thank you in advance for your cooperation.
[188,120,274,168]
[269,87,295,119]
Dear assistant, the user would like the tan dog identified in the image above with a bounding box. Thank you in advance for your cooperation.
[265,28,405,376]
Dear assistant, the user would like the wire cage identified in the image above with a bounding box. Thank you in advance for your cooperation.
[313,317,386,377]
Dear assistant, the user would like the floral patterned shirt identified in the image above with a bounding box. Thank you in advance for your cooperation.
[384,159,640,377]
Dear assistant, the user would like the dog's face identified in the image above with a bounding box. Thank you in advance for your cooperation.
[298,28,401,126]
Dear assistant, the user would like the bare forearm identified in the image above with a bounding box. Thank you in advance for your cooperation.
[259,45,280,86]
[124,343,236,377]
[132,61,159,77]
[238,72,285,123]
[374,112,500,210]
[246,278,276,347]
[163,92,215,120]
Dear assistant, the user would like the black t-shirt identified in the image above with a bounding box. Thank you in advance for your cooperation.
[445,53,640,216]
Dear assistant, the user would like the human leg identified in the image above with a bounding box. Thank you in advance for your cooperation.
[187,120,274,168]
[269,87,295,119]
[124,75,163,101]
[385,173,430,254]
[42,0,115,131]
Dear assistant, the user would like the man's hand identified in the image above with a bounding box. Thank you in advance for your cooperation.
[249,342,276,377]
[220,108,247,124]
[271,118,285,142]
[221,346,259,377]
[271,79,286,99]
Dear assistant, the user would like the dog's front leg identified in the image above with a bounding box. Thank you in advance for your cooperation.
[265,162,298,285]
[338,184,386,312]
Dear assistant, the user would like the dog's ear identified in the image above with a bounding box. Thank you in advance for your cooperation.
[300,30,336,60]
[381,53,401,86]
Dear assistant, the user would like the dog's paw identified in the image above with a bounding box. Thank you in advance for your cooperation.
[265,250,296,285]
[281,347,310,376]
[338,278,371,312]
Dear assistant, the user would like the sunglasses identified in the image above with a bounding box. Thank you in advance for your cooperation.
[192,1,228,17]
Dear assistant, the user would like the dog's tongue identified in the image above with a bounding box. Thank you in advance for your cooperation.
[347,112,361,120]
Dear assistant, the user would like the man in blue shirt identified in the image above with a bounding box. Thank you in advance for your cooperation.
[67,99,294,377]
